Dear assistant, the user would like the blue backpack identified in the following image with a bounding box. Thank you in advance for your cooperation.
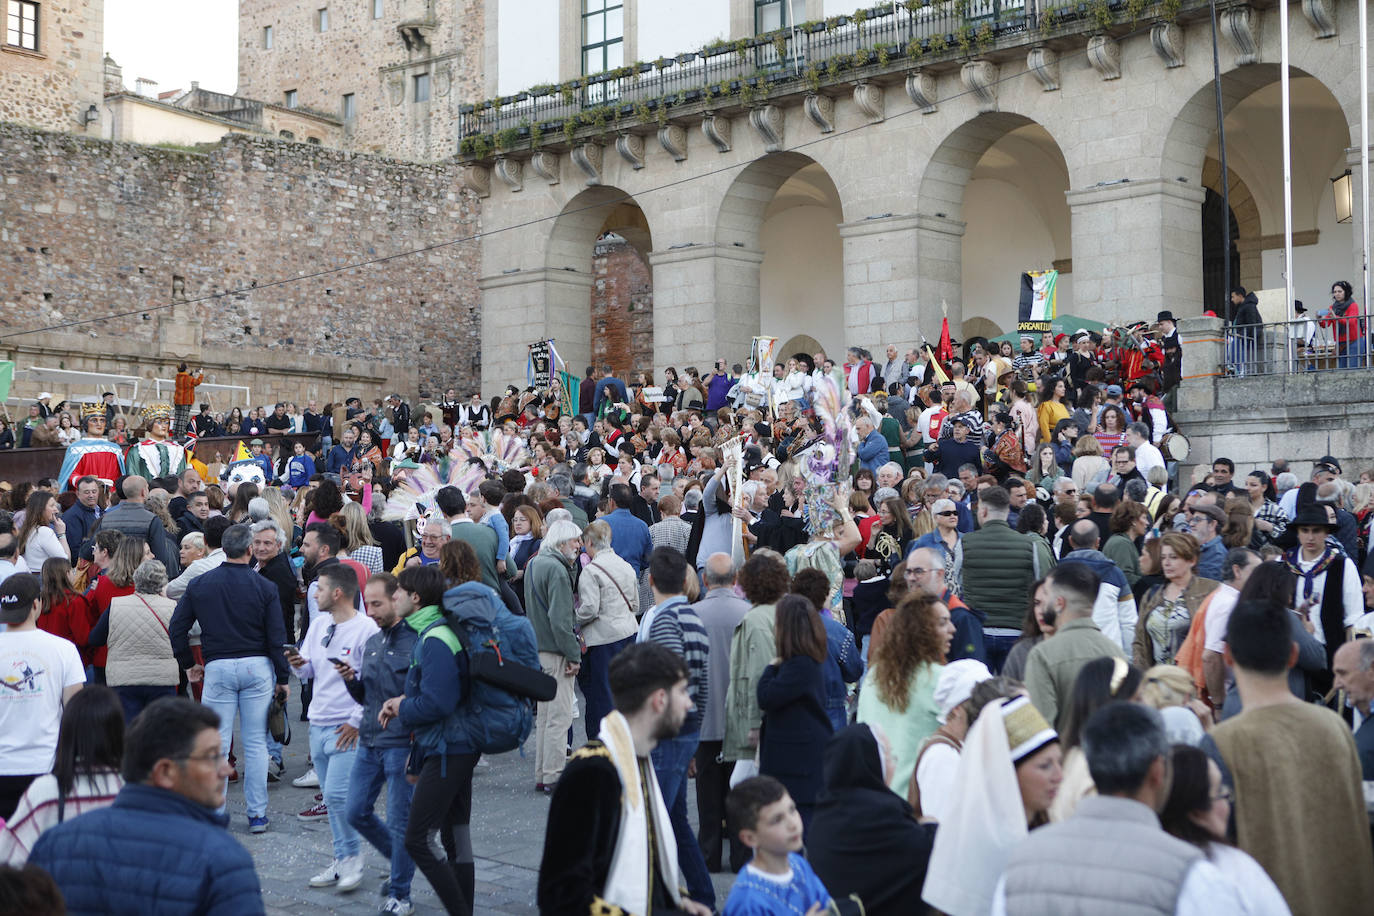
[417,581,552,755]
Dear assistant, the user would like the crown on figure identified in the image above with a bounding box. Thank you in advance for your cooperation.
[80,403,105,420]
[142,403,173,424]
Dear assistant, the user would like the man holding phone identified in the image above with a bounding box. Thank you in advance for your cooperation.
[287,565,379,894]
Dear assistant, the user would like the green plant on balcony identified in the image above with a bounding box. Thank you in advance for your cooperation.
[975,21,994,50]
[560,84,575,105]
[875,41,892,67]
[928,32,948,53]
[851,48,870,69]
[468,134,492,158]
[734,38,751,62]
[823,57,842,80]
[902,0,927,11]
[1039,3,1062,32]
[529,83,556,98]
[703,38,730,56]
[529,121,544,149]
[1160,0,1182,21]
[852,8,869,28]
[804,65,822,92]
[956,22,973,55]
[1090,0,1114,30]
[563,118,576,145]
[824,15,844,32]
[630,61,645,81]
[656,98,670,127]
[494,126,519,151]
[739,81,756,107]
[633,100,653,125]
[907,38,926,58]
[772,32,788,59]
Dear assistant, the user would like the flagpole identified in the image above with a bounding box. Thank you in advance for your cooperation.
[1361,0,1371,357]
[1280,0,1295,324]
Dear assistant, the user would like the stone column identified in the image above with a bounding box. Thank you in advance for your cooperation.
[1346,146,1374,306]
[648,243,763,371]
[1066,179,1206,325]
[912,214,966,338]
[1176,315,1224,411]
[478,268,593,395]
[838,214,923,351]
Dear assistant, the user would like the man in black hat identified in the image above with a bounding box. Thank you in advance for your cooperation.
[1155,310,1180,350]
[1280,503,1362,679]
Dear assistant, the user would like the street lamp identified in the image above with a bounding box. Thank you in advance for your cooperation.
[1332,169,1353,224]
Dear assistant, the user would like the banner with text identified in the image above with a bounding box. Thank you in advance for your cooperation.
[1017,270,1058,334]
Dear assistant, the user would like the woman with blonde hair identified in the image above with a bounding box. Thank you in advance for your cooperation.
[262,486,298,543]
[1139,664,1211,747]
[334,501,382,573]
[144,491,180,540]
[1070,436,1109,493]
[86,538,144,680]
[856,592,955,793]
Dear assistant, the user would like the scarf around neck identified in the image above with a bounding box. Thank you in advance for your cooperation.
[598,710,682,914]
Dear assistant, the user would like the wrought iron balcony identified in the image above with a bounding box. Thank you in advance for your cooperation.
[456,0,1203,160]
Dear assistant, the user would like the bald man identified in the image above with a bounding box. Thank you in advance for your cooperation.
[690,553,752,872]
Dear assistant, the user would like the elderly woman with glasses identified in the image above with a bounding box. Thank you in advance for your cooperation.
[910,498,965,596]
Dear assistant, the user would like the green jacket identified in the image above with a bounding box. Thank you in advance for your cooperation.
[1023,616,1125,729]
[523,547,580,662]
[1103,534,1141,588]
[450,519,501,590]
[723,603,776,762]
[961,519,1055,628]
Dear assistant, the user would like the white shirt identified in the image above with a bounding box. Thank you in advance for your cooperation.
[990,858,1244,916]
[165,548,225,600]
[917,405,944,445]
[0,629,85,775]
[0,559,21,588]
[915,741,960,822]
[21,526,67,574]
[1206,843,1292,916]
[1293,550,1363,642]
[1134,441,1166,480]
[1202,583,1241,654]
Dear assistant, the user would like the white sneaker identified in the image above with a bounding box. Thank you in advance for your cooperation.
[381,897,415,915]
[293,768,320,788]
[337,854,365,893]
[309,860,342,888]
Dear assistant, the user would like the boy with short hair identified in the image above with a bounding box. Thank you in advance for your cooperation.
[722,776,838,916]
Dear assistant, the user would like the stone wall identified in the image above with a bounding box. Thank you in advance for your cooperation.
[0,0,104,133]
[590,237,653,378]
[0,123,481,402]
[237,0,484,162]
[1174,317,1374,480]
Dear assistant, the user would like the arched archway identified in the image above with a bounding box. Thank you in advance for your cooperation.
[1161,66,1354,314]
[918,113,1072,338]
[714,152,846,359]
[545,186,654,378]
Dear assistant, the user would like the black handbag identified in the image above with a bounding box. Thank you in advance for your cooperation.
[268,693,291,745]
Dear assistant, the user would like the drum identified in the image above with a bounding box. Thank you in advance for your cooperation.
[1160,432,1190,461]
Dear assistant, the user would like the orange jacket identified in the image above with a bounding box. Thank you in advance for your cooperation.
[174,370,203,406]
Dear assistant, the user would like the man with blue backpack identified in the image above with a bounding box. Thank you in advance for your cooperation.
[379,545,547,916]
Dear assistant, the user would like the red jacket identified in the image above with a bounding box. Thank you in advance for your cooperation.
[1321,301,1364,344]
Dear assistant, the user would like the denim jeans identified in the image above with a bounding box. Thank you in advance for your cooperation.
[984,633,1021,676]
[577,636,632,738]
[113,684,175,723]
[346,744,415,901]
[651,731,714,909]
[203,656,275,818]
[309,723,361,860]
[1338,337,1368,369]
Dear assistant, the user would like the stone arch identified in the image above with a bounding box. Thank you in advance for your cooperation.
[710,152,847,358]
[777,334,823,362]
[917,112,1072,335]
[544,185,654,377]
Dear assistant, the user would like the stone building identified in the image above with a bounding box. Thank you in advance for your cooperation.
[459,0,1370,394]
[1,0,484,411]
[237,0,484,161]
[1,0,106,134]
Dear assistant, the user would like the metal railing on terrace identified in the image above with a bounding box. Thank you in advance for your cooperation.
[1222,314,1374,376]
[457,0,1182,155]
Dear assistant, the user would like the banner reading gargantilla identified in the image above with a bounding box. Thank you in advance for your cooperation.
[748,336,779,375]
[1017,270,1058,334]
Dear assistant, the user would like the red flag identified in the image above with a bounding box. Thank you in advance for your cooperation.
[937,318,954,366]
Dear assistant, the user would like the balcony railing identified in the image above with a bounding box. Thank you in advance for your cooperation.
[458,0,1165,156]
[1223,314,1374,376]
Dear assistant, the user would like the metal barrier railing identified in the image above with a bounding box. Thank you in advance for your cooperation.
[1222,313,1371,376]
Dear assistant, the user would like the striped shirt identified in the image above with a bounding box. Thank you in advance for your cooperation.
[641,595,711,735]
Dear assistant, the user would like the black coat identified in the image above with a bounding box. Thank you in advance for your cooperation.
[808,725,937,916]
[757,656,833,813]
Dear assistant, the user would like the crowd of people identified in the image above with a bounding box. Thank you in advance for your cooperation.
[1,319,1373,916]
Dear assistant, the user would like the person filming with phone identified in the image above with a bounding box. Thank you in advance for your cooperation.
[285,564,379,894]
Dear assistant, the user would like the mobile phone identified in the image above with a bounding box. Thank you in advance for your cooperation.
[282,644,300,656]
[327,656,346,666]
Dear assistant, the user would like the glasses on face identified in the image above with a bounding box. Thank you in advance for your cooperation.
[176,750,228,766]
[936,511,959,517]
[1210,787,1233,804]
[906,567,931,576]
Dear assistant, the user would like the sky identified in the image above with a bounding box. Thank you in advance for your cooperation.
[105,0,239,96]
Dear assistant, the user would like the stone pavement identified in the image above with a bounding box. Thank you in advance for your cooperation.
[223,695,735,915]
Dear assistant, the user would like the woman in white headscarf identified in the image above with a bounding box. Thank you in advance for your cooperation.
[921,694,1063,915]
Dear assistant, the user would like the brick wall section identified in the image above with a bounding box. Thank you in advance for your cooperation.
[237,0,483,162]
[0,0,104,133]
[590,237,653,378]
[0,124,481,397]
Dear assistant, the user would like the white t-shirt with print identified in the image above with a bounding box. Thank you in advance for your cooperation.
[0,630,86,775]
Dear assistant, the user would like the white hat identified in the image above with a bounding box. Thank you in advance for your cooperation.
[38,391,52,400]
[934,658,992,723]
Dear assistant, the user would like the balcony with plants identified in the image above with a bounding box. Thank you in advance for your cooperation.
[456,0,1241,162]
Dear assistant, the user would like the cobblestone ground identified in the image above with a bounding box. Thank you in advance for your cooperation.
[223,694,735,915]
